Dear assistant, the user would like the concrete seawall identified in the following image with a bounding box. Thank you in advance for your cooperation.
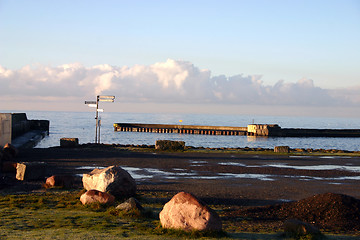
[114,123,360,138]
[0,113,49,148]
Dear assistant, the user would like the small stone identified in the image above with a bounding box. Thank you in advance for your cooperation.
[116,197,143,212]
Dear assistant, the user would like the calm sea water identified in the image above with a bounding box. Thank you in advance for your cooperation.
[7,111,360,151]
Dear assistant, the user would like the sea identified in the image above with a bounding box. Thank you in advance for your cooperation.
[5,111,360,151]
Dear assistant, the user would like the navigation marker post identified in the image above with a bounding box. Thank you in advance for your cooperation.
[85,95,115,144]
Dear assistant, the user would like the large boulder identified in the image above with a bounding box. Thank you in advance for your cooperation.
[80,189,115,205]
[82,165,136,198]
[159,192,222,231]
[16,162,47,181]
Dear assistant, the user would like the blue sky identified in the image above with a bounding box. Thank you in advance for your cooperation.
[0,0,359,116]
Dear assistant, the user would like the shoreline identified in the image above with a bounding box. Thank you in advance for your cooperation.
[1,144,360,236]
[12,144,360,201]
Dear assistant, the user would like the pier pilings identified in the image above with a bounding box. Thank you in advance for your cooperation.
[113,123,248,136]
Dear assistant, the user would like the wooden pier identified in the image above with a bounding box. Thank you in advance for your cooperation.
[114,123,360,138]
[113,123,248,136]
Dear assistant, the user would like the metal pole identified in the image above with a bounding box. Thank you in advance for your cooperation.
[95,95,99,143]
[98,119,101,144]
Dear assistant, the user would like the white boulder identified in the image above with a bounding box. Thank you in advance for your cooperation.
[82,165,136,198]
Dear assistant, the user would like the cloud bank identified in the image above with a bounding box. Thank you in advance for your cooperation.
[0,59,359,111]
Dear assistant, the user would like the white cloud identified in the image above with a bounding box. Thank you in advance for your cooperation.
[0,59,359,110]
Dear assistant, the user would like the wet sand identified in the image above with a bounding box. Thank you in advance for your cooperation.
[15,146,360,206]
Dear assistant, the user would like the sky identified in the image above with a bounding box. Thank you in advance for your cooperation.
[0,0,359,117]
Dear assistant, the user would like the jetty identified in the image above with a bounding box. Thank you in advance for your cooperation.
[0,113,49,148]
[114,123,360,138]
[113,123,248,135]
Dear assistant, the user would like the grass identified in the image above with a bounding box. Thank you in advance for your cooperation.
[0,190,229,239]
[1,190,360,239]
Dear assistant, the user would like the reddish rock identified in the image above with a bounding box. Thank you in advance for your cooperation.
[159,192,222,231]
[80,189,115,205]
[44,175,76,188]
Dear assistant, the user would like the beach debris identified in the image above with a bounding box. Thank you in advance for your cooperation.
[60,138,79,148]
[116,197,144,212]
[159,191,222,231]
[44,175,76,188]
[80,189,115,205]
[283,219,321,237]
[274,146,290,153]
[155,140,185,151]
[16,162,47,181]
[82,165,136,198]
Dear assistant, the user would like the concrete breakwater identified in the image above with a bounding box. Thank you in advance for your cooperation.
[114,123,360,138]
[0,113,49,148]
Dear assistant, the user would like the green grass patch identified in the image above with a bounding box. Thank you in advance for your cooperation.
[1,190,360,239]
[0,190,228,239]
